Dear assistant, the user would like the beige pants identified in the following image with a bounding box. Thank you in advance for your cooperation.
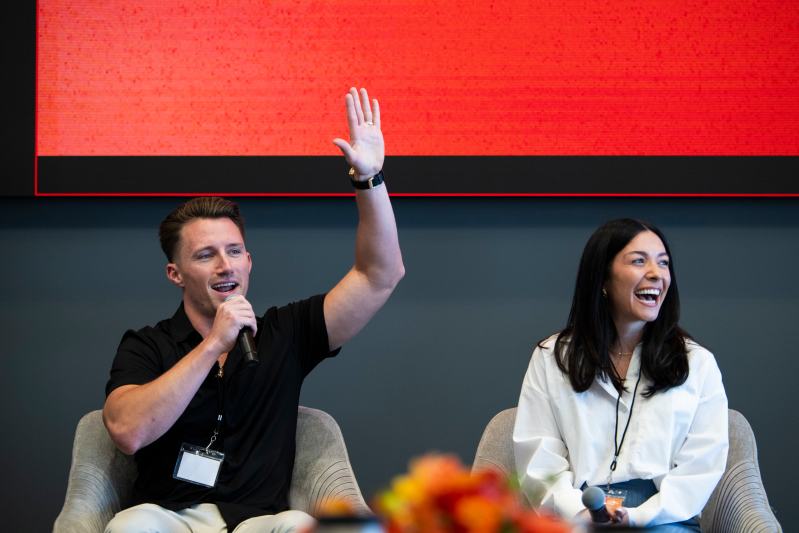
[104,503,315,533]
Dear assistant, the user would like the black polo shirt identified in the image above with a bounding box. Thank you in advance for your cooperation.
[106,294,338,529]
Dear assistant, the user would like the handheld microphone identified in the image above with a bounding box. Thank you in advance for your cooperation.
[223,294,259,366]
[239,327,259,366]
[581,486,612,523]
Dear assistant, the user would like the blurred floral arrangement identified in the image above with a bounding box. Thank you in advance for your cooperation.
[373,454,570,533]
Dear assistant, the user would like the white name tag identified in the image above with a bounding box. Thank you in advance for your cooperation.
[173,443,224,488]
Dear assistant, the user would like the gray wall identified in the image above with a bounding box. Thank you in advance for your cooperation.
[2,197,796,532]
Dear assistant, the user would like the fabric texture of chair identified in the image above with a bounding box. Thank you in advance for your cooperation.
[472,407,781,533]
[53,407,370,533]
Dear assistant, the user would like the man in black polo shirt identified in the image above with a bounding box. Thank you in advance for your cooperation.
[103,88,404,532]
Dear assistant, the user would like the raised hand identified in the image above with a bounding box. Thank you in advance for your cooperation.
[332,87,384,180]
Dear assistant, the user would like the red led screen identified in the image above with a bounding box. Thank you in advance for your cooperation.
[38,0,799,157]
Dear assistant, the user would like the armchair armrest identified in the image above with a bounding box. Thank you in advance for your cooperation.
[699,410,781,533]
[53,411,137,533]
[289,407,371,517]
[701,460,781,533]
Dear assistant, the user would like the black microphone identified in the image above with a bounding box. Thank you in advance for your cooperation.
[239,327,259,366]
[582,486,612,523]
[224,295,259,366]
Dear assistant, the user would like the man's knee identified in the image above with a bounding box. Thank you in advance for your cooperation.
[234,509,315,533]
[104,503,185,533]
[275,510,316,532]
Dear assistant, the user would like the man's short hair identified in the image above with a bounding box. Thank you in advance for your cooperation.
[159,197,246,262]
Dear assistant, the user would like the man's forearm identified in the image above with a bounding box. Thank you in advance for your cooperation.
[352,184,404,288]
[103,337,223,455]
[324,87,403,350]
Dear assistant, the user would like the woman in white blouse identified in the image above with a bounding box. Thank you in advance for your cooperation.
[513,219,728,531]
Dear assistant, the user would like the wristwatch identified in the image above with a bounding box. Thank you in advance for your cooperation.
[349,168,385,190]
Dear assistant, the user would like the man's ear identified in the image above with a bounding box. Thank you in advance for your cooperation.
[166,262,184,288]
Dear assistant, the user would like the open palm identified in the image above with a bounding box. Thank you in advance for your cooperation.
[333,87,385,179]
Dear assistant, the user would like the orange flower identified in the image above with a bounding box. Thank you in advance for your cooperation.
[315,497,356,517]
[409,454,467,494]
[375,454,570,533]
[454,495,504,533]
[393,474,427,506]
[512,510,572,533]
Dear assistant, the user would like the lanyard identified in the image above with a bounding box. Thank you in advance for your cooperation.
[607,369,642,491]
[205,363,225,452]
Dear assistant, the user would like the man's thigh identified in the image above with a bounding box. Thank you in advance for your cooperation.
[104,502,226,533]
[233,509,315,533]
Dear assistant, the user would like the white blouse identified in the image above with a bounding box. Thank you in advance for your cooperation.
[512,335,728,527]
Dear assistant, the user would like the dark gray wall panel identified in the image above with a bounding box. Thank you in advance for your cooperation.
[1,198,795,531]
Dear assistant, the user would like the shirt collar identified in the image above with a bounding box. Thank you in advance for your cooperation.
[597,345,643,407]
[168,303,245,376]
[168,303,201,343]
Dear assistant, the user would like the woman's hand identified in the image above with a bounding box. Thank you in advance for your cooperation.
[611,507,630,527]
[575,506,629,527]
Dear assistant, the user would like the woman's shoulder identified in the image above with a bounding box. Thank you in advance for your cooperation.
[684,339,723,376]
[685,338,713,358]
[525,333,571,390]
[528,333,571,375]
[534,332,564,357]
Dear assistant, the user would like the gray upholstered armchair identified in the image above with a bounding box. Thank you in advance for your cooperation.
[472,407,781,533]
[54,407,371,533]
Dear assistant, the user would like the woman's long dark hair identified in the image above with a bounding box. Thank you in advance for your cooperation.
[549,219,690,396]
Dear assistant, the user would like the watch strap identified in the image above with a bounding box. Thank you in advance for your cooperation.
[350,170,385,190]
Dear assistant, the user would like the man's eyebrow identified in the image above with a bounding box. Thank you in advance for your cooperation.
[191,245,215,255]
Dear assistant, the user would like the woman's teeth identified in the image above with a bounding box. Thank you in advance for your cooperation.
[634,288,661,301]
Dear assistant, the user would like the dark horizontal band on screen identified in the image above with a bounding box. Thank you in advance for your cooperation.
[36,156,799,196]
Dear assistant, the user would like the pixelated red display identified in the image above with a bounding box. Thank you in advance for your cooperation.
[37,0,799,156]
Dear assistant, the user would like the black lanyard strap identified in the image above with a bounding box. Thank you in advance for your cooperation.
[205,363,225,452]
[609,370,643,476]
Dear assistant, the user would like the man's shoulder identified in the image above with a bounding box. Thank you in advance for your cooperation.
[262,294,326,323]
[122,315,176,342]
[107,314,180,395]
[116,307,188,359]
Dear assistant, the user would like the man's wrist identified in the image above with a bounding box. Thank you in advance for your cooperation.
[199,334,227,360]
[349,169,385,190]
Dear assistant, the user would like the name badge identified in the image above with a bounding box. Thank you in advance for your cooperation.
[173,443,224,488]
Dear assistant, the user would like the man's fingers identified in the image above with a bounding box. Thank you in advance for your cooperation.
[218,296,257,335]
[332,138,356,161]
[222,295,254,313]
[244,317,257,336]
[349,87,364,124]
[360,88,373,123]
[343,93,358,132]
[231,304,257,333]
[223,294,250,308]
[372,99,380,128]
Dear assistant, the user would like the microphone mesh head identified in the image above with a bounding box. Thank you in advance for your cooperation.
[581,486,606,510]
